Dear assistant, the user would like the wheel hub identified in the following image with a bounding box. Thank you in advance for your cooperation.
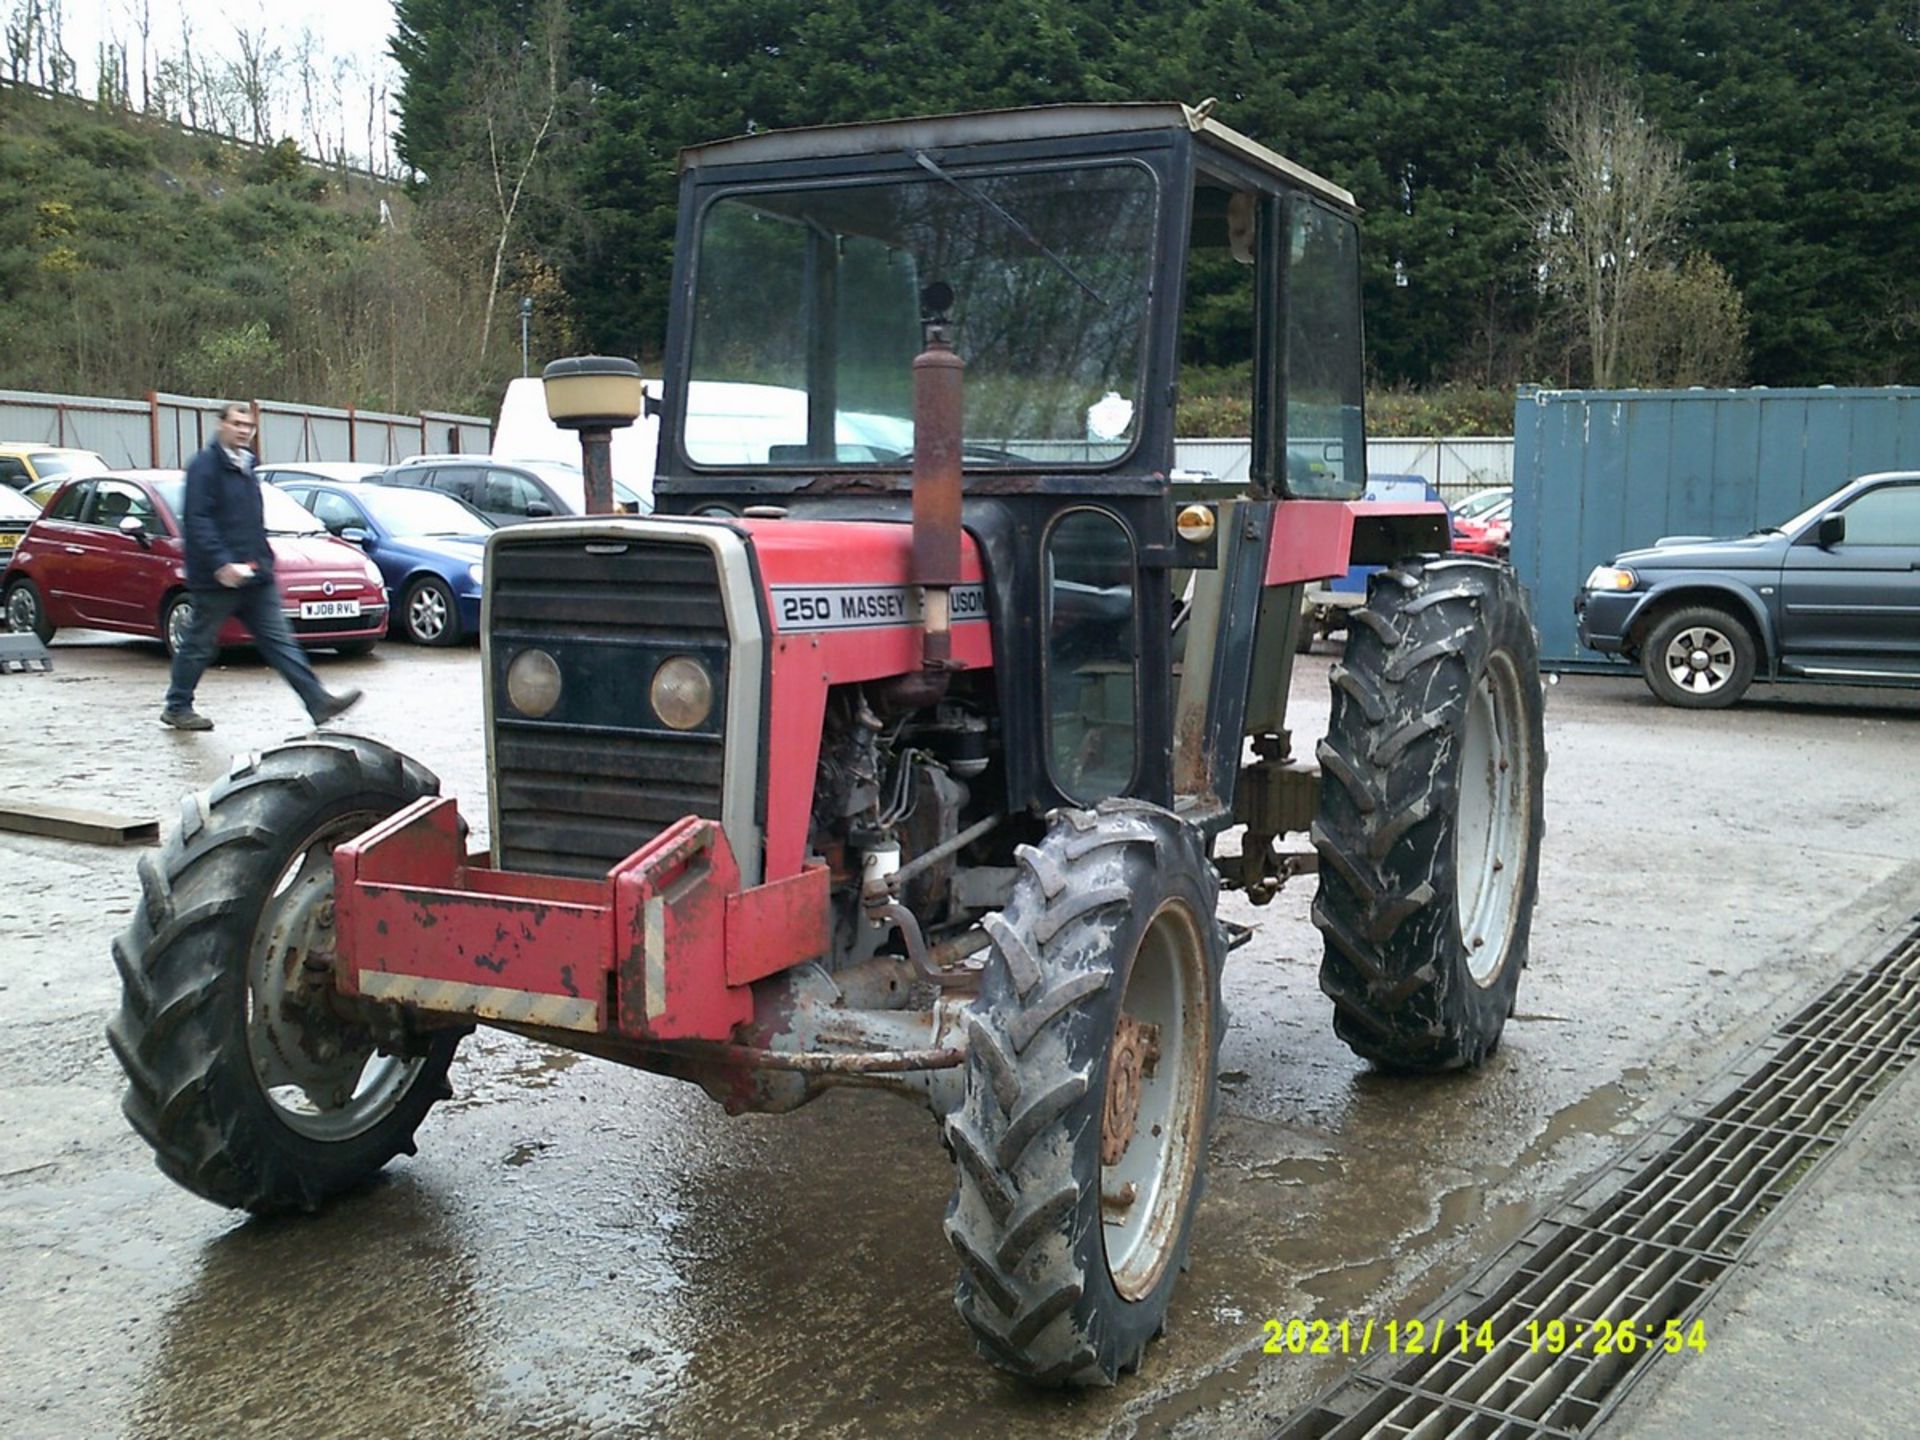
[1454,655,1531,986]
[245,815,429,1139]
[1101,1014,1161,1165]
[410,588,447,639]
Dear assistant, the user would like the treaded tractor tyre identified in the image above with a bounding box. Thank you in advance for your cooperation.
[1313,556,1546,1071]
[944,800,1225,1386]
[106,735,464,1214]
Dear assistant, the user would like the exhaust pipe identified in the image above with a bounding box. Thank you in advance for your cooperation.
[911,327,964,668]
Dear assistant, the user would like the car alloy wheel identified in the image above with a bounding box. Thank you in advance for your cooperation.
[402,577,460,646]
[1661,624,1736,697]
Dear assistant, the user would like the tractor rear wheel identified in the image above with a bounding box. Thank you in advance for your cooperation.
[944,801,1224,1386]
[107,735,464,1214]
[1312,556,1546,1071]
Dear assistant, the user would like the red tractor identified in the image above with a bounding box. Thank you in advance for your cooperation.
[109,104,1545,1386]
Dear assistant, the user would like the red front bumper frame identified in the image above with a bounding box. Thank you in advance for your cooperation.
[332,797,830,1043]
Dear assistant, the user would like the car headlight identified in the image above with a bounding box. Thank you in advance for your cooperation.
[1584,565,1638,591]
[650,655,714,731]
[362,559,384,585]
[468,564,484,585]
[505,648,563,717]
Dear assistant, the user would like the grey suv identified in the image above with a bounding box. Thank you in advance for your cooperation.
[1576,471,1920,708]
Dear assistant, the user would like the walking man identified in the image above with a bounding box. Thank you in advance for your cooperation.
[160,402,361,731]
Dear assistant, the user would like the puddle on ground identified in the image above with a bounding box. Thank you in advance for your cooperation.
[1123,1069,1653,1439]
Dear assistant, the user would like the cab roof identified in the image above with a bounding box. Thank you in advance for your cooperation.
[679,102,1356,211]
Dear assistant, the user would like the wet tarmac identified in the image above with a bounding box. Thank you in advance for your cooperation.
[2,636,1917,1439]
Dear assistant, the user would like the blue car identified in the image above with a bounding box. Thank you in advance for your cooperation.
[271,477,493,645]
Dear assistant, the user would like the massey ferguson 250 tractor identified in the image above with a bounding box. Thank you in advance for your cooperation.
[109,104,1545,1386]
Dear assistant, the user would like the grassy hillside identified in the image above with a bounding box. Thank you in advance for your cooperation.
[0,85,496,415]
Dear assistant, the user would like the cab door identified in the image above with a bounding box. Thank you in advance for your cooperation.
[1776,479,1920,674]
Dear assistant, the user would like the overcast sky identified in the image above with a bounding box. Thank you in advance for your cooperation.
[52,0,403,164]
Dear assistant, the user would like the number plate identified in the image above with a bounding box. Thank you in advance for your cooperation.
[300,599,362,619]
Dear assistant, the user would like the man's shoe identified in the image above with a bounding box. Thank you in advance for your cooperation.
[160,708,214,731]
[311,687,362,725]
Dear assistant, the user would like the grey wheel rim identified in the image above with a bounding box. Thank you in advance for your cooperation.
[1662,625,1736,695]
[245,811,427,1140]
[165,598,192,654]
[1454,652,1530,986]
[6,586,37,633]
[407,584,448,642]
[1102,898,1210,1302]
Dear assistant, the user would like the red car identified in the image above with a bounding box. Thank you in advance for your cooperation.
[1452,496,1512,557]
[2,469,388,655]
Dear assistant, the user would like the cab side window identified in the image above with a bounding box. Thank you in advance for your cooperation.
[1284,203,1367,499]
[1045,509,1138,802]
[0,457,29,488]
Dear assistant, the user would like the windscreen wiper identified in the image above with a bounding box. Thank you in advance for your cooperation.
[909,149,1108,307]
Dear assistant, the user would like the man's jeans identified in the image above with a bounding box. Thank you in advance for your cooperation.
[164,582,330,718]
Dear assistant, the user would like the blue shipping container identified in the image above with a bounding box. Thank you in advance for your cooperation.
[1511,387,1920,668]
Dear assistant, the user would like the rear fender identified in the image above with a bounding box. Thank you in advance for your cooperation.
[1263,499,1451,587]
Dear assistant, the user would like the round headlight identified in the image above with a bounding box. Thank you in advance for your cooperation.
[505,648,562,717]
[468,563,485,585]
[650,655,714,731]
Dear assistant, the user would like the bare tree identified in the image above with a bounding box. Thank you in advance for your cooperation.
[132,0,150,111]
[446,0,572,363]
[31,0,73,91]
[1509,68,1691,388]
[175,10,197,127]
[234,25,279,143]
[5,0,40,85]
[293,26,320,156]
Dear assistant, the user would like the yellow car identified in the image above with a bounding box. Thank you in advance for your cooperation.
[0,482,38,565]
[0,443,110,494]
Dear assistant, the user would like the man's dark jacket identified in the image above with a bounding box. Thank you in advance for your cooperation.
[181,441,272,590]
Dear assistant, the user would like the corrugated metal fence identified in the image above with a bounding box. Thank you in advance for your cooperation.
[1,388,491,469]
[1173,436,1513,499]
[1513,386,1920,668]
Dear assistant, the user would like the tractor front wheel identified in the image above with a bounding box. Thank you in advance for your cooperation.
[107,735,464,1213]
[1313,556,1546,1071]
[944,801,1224,1385]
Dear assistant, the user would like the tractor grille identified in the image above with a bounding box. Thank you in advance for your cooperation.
[488,535,731,880]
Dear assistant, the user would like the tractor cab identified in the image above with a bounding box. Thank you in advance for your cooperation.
[650,103,1429,838]
[657,102,1366,500]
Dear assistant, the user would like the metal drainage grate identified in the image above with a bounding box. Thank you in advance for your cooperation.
[1277,917,1920,1440]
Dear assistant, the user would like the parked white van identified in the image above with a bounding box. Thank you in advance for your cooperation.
[492,375,915,501]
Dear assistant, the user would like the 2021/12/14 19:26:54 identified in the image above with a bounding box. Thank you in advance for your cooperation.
[1262,1316,1709,1356]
